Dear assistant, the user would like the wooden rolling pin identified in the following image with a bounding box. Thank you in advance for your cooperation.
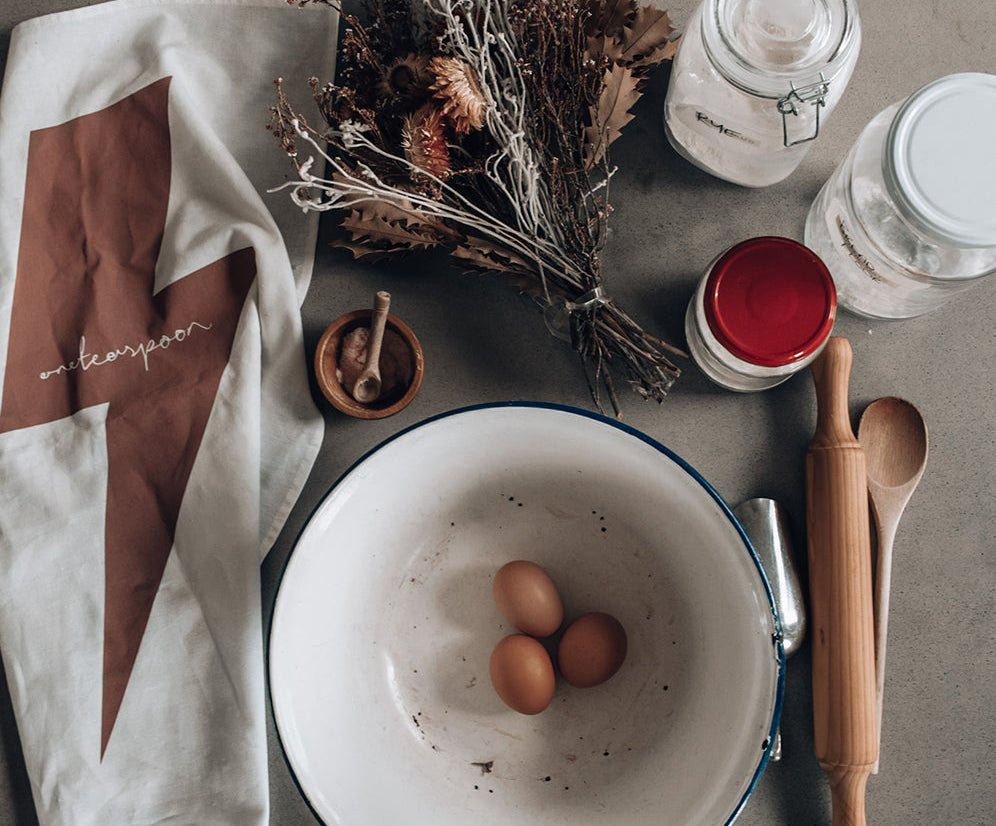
[806,337,878,826]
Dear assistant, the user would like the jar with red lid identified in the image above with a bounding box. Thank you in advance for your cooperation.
[685,237,837,391]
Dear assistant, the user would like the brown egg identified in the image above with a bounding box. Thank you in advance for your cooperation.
[489,634,556,714]
[557,612,627,688]
[493,560,564,638]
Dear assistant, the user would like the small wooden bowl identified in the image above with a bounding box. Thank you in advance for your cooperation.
[314,310,424,419]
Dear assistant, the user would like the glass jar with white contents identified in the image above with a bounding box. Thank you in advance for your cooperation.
[686,237,837,391]
[664,0,861,187]
[804,73,996,319]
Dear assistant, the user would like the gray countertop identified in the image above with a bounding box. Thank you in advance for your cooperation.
[1,1,993,824]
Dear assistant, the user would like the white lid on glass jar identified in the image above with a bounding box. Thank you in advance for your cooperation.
[702,0,861,99]
[885,72,996,248]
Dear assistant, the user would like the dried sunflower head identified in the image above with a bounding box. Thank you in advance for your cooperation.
[401,105,451,180]
[428,56,488,134]
[377,53,432,101]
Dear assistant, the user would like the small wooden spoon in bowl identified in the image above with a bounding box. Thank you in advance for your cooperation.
[352,291,391,403]
[858,396,928,773]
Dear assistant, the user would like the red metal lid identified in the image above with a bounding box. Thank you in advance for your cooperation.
[703,237,836,367]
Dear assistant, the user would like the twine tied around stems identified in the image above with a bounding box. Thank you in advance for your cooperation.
[542,286,611,345]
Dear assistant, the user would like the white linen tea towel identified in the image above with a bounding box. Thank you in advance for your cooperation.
[0,1,335,823]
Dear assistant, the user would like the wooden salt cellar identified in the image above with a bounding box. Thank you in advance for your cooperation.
[806,337,878,826]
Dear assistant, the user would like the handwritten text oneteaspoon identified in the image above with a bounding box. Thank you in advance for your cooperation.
[38,320,214,380]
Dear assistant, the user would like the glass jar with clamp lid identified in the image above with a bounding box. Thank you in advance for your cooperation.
[664,0,861,187]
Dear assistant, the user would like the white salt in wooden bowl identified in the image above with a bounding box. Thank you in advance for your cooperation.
[314,309,424,419]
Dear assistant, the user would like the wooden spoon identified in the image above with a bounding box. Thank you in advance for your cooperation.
[858,396,928,774]
[352,291,391,404]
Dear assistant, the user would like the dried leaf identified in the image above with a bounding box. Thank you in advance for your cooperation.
[339,209,444,251]
[584,0,636,37]
[451,237,543,293]
[616,5,678,67]
[350,194,418,226]
[585,4,677,68]
[332,240,404,261]
[584,63,642,169]
[585,33,624,64]
[330,171,421,225]
[452,236,533,273]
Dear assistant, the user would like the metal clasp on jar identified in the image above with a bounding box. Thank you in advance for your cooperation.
[777,74,830,147]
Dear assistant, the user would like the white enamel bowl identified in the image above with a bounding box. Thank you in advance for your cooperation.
[269,404,783,825]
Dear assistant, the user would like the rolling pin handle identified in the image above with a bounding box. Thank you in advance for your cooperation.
[826,764,870,826]
[811,337,858,447]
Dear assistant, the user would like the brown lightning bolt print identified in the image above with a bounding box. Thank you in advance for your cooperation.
[0,77,257,757]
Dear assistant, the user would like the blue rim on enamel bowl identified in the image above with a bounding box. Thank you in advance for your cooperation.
[269,402,785,826]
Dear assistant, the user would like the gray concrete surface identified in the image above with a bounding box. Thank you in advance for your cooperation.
[1,1,993,824]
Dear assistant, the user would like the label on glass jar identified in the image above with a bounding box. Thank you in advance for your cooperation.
[834,214,884,283]
[692,109,761,146]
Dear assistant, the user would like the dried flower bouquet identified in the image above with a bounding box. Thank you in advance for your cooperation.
[271,0,685,417]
